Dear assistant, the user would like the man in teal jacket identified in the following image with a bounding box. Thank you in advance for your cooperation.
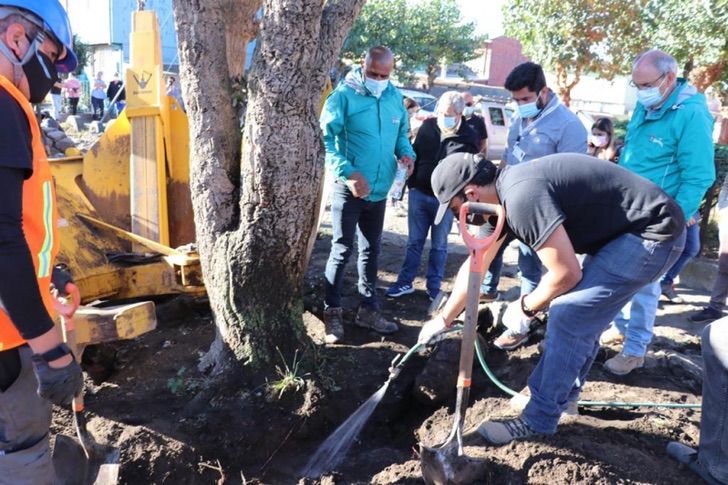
[320,46,415,344]
[601,49,715,375]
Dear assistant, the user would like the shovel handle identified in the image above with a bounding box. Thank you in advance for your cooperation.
[458,203,505,273]
[53,284,85,412]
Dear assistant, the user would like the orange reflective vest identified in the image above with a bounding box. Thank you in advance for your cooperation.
[0,76,59,351]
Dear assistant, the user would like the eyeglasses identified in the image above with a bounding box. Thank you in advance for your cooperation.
[629,72,666,90]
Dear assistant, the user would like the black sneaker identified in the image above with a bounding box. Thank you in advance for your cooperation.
[689,307,724,323]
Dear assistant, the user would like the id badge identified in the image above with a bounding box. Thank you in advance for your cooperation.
[513,144,525,162]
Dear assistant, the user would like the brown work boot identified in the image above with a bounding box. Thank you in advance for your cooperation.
[355,306,398,334]
[323,307,344,344]
[599,326,625,346]
[479,291,499,303]
[604,352,644,375]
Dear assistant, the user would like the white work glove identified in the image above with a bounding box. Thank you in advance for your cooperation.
[502,298,534,335]
[417,315,449,346]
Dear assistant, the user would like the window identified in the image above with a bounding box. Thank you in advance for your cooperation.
[489,107,505,126]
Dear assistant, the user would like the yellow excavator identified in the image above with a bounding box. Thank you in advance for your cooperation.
[50,10,204,349]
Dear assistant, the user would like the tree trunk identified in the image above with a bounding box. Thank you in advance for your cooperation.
[223,0,262,79]
[426,65,438,92]
[173,0,365,376]
[555,63,582,108]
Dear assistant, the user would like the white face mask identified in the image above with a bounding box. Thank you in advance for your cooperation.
[364,77,389,98]
[590,134,609,147]
[438,115,458,131]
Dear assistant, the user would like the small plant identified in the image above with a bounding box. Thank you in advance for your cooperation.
[268,348,308,399]
[167,367,187,395]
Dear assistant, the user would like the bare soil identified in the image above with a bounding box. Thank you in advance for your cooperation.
[51,199,709,484]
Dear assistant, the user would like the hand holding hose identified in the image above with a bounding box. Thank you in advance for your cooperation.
[417,315,449,345]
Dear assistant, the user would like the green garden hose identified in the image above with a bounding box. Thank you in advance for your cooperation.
[394,326,701,410]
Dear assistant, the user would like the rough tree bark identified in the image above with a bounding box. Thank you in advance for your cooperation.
[223,0,261,79]
[172,0,365,377]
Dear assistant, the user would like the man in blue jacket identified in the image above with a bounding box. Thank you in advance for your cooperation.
[600,49,715,375]
[320,46,415,344]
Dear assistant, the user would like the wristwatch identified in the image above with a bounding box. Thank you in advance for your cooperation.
[38,343,73,363]
[520,295,538,318]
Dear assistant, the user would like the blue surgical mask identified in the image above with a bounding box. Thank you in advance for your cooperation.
[439,115,457,130]
[364,77,389,98]
[636,85,664,108]
[463,106,475,117]
[517,96,541,119]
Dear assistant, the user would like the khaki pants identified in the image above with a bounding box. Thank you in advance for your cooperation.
[0,345,53,485]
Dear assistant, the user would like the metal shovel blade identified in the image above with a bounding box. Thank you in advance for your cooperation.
[420,441,488,485]
[53,434,120,485]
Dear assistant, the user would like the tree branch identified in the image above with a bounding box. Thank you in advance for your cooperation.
[316,0,366,68]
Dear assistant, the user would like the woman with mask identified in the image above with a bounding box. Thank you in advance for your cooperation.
[386,91,480,301]
[587,117,618,162]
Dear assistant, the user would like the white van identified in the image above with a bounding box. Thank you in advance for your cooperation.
[476,101,512,161]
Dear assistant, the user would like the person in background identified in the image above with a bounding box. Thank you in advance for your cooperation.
[106,72,125,118]
[667,317,728,485]
[587,117,618,163]
[691,174,728,323]
[63,71,80,115]
[319,46,415,344]
[166,75,185,111]
[462,91,487,155]
[659,212,701,304]
[386,91,480,301]
[90,70,106,120]
[600,49,715,375]
[403,96,420,141]
[49,78,62,119]
[480,61,588,350]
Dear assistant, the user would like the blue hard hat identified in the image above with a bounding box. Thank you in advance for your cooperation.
[0,0,77,72]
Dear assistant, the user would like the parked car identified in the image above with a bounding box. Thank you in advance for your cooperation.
[475,100,511,161]
[399,88,438,114]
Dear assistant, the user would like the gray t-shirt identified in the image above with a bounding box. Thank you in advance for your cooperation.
[503,92,587,165]
[494,154,685,254]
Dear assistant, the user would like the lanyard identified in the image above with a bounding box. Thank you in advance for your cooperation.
[517,97,561,141]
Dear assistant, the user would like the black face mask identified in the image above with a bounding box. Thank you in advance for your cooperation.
[22,44,58,104]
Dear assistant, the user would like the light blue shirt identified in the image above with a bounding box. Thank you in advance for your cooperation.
[503,92,587,165]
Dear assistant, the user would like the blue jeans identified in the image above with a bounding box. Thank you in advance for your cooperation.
[523,230,685,434]
[480,237,540,296]
[394,188,453,293]
[699,318,728,483]
[660,220,700,285]
[613,280,662,357]
[324,183,386,310]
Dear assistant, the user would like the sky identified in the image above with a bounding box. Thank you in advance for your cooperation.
[455,0,506,38]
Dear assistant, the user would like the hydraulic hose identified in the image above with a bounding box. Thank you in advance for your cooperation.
[394,326,701,410]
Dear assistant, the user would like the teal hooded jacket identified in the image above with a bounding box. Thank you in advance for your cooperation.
[320,67,416,202]
[620,78,715,219]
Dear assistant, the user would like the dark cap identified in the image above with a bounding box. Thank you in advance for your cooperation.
[431,153,492,224]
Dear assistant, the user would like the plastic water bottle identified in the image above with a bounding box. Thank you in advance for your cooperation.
[388,161,408,200]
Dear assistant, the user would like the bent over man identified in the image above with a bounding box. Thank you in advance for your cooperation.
[0,2,83,483]
[418,153,685,444]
